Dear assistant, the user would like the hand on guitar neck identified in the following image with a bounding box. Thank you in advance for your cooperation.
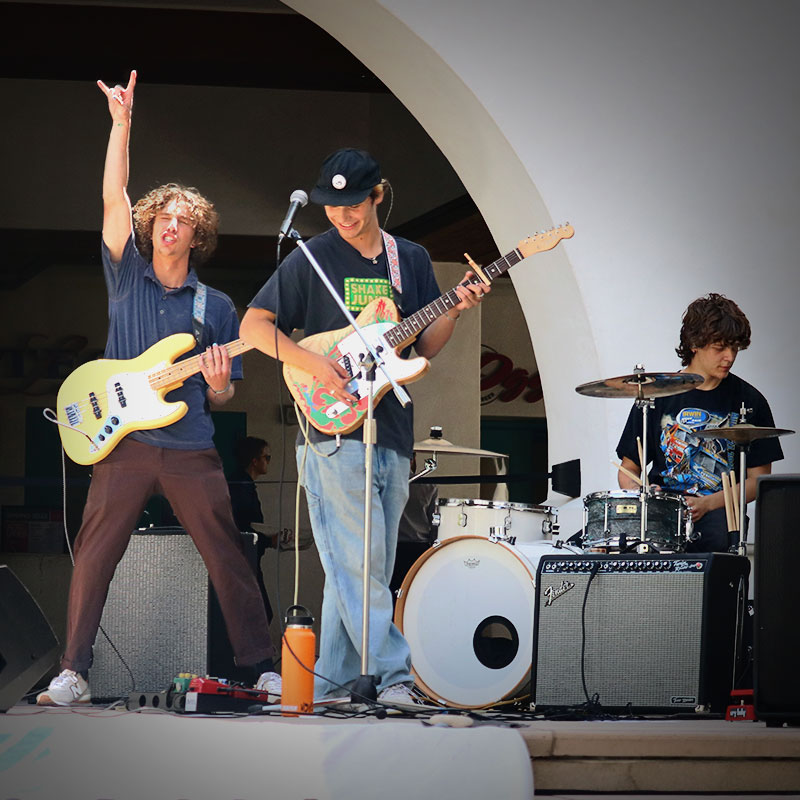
[415,268,489,359]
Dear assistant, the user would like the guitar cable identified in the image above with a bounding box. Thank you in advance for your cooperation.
[42,407,98,452]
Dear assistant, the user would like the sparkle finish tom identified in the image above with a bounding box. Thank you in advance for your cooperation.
[582,490,692,553]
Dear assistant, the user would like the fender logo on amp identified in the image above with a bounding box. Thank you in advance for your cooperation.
[544,579,575,606]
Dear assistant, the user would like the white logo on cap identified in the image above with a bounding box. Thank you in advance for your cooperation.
[332,174,347,190]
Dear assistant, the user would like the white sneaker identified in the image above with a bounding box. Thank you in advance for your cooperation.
[378,683,416,705]
[36,669,91,706]
[255,671,282,701]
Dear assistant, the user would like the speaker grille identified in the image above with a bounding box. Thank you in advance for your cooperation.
[91,530,211,700]
[533,554,748,712]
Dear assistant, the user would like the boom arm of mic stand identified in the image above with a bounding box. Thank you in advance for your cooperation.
[290,231,411,408]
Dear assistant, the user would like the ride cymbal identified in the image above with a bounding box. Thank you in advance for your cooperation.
[692,424,795,444]
[413,436,507,458]
[576,371,704,399]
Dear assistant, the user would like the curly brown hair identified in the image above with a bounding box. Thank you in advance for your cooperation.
[676,293,751,366]
[132,183,219,267]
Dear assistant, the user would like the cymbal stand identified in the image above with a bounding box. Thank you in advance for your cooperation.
[634,365,654,551]
[410,455,437,483]
[735,402,753,557]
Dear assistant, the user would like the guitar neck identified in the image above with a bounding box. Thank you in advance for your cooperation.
[149,338,254,390]
[384,248,524,349]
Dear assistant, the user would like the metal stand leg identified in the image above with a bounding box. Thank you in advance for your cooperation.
[351,360,378,704]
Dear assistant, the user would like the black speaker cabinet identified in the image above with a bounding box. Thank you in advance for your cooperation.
[90,528,258,700]
[0,565,60,711]
[533,552,749,713]
[755,474,800,725]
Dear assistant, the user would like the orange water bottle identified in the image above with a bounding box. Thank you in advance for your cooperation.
[281,604,316,716]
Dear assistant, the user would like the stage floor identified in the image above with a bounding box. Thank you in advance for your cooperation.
[2,701,798,799]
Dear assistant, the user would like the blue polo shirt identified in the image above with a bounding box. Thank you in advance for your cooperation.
[102,235,243,450]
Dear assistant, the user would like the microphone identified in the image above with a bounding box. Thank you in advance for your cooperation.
[278,189,308,241]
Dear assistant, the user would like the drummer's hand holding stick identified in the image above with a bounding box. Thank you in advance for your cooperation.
[613,460,643,487]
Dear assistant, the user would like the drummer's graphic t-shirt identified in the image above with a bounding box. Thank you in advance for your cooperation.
[616,372,783,496]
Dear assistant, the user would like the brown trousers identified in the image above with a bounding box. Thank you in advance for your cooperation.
[61,439,274,672]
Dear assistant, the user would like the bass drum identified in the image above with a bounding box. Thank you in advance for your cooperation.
[395,537,581,708]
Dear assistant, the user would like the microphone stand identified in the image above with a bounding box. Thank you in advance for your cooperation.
[288,229,411,704]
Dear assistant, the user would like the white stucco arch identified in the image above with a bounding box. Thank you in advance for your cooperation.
[284,0,800,523]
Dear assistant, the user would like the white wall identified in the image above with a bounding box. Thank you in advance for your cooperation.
[286,0,800,534]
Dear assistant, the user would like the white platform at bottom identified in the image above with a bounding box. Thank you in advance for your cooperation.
[0,707,534,800]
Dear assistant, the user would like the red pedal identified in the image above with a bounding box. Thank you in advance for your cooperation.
[726,688,756,721]
[188,676,274,702]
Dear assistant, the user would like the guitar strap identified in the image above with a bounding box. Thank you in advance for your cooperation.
[192,282,207,345]
[381,230,402,294]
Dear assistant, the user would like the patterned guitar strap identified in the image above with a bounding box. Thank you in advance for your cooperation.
[192,282,207,346]
[381,229,402,309]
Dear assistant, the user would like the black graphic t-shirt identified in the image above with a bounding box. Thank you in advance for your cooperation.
[616,372,783,495]
[248,228,440,457]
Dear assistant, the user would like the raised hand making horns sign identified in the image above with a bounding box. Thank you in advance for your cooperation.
[97,69,137,122]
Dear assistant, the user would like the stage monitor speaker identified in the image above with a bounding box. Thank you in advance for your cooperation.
[90,528,258,701]
[754,474,800,725]
[0,565,60,711]
[533,552,749,713]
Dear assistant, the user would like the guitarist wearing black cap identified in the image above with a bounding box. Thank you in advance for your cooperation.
[241,148,487,704]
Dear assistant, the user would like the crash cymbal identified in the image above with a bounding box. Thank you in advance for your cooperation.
[693,424,795,444]
[413,436,508,458]
[576,371,704,398]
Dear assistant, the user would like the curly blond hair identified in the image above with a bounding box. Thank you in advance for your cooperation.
[132,183,219,267]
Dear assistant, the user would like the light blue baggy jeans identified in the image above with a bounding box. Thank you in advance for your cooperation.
[297,438,413,698]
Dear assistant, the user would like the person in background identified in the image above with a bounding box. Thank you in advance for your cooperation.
[389,457,438,601]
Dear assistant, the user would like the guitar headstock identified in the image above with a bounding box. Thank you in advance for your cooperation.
[517,223,574,258]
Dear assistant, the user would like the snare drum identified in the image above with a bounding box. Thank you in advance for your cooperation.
[435,498,557,544]
[582,490,692,553]
[395,537,581,708]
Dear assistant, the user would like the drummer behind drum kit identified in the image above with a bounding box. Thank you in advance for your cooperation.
[394,371,794,711]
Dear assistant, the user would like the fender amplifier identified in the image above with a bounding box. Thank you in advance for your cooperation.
[533,552,749,713]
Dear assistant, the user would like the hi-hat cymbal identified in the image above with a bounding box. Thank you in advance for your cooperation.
[576,371,704,399]
[693,424,795,444]
[413,436,508,458]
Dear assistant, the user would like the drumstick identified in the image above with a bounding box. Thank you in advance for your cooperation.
[636,436,647,488]
[721,472,736,532]
[729,470,740,529]
[612,460,643,487]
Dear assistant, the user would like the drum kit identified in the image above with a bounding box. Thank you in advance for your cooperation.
[394,369,794,710]
[395,426,578,709]
[576,364,794,555]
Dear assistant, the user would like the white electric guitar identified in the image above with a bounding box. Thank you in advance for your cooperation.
[284,224,574,435]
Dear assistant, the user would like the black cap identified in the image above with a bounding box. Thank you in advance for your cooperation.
[310,148,381,206]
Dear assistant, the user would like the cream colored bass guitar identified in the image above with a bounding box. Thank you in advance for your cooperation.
[55,335,252,465]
